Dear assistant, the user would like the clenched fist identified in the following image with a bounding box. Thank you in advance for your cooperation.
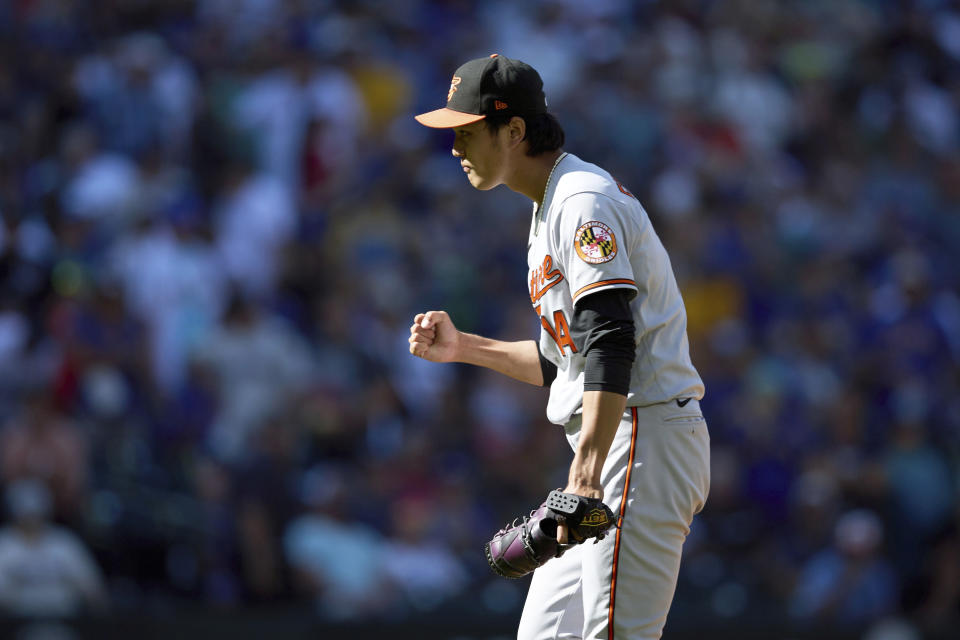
[409,311,461,362]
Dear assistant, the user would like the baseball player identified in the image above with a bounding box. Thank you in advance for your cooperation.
[410,55,710,639]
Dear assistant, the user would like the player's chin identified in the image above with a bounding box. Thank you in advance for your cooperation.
[466,173,497,191]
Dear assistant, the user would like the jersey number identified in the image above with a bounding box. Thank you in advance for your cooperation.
[535,305,578,355]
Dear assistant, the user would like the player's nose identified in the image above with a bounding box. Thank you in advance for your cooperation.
[451,133,465,157]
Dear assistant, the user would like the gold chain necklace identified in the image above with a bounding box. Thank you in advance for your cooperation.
[534,151,568,236]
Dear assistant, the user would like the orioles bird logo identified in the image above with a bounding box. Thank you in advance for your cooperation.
[448,76,462,102]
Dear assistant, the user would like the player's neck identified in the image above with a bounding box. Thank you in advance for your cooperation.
[506,149,565,205]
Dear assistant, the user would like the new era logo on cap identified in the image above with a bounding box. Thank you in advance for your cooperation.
[415,55,548,129]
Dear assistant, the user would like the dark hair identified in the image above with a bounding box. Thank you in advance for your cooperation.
[484,112,565,156]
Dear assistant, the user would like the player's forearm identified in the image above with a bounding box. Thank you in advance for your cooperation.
[455,334,544,386]
[568,390,627,493]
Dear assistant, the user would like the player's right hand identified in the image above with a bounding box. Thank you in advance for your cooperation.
[409,311,460,362]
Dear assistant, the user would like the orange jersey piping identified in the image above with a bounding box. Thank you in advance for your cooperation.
[608,407,638,638]
[573,279,637,300]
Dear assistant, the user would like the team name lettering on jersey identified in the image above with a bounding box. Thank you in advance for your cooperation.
[530,254,564,303]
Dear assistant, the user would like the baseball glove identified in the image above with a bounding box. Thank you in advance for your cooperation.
[484,490,617,579]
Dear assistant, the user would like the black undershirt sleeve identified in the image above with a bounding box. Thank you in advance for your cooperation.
[570,288,636,396]
[538,346,558,387]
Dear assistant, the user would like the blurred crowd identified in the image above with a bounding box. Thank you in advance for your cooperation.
[0,0,958,635]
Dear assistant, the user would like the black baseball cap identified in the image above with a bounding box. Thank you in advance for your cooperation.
[415,54,547,128]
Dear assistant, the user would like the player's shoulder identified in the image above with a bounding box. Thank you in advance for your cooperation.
[552,154,642,224]
[553,154,638,210]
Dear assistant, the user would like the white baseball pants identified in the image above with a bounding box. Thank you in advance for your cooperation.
[517,400,710,640]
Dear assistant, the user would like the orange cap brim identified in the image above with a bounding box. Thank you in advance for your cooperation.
[414,107,486,128]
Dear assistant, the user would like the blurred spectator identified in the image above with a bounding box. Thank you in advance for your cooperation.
[283,466,394,619]
[109,212,226,392]
[0,301,32,397]
[0,480,106,617]
[381,495,468,610]
[58,123,140,227]
[212,158,295,300]
[189,457,241,606]
[192,293,314,462]
[882,415,955,567]
[233,416,304,603]
[790,509,898,625]
[863,617,922,640]
[233,49,366,191]
[0,389,88,521]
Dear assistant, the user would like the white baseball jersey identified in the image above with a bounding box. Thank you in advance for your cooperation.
[527,153,704,425]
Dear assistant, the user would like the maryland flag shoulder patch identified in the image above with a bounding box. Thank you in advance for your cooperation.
[574,221,618,264]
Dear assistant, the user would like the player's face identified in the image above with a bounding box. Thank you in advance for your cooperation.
[451,121,508,190]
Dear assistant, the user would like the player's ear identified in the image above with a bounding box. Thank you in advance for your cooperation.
[506,116,526,149]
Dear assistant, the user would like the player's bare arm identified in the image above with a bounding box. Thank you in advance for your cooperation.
[557,389,627,544]
[409,311,544,385]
